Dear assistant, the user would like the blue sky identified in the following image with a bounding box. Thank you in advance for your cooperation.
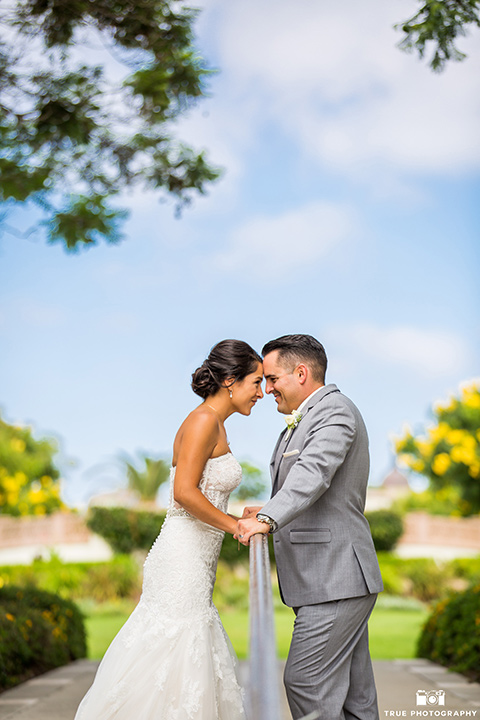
[1,0,479,506]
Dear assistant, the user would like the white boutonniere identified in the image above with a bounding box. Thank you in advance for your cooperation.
[284,409,302,441]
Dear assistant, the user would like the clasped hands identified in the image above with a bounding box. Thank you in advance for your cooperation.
[234,506,270,546]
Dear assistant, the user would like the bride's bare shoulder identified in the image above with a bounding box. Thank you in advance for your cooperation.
[180,406,218,432]
[172,407,220,465]
[173,407,219,454]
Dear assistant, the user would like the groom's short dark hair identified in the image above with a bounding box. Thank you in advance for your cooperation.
[262,334,327,383]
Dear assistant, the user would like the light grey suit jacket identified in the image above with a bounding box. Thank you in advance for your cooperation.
[261,384,383,607]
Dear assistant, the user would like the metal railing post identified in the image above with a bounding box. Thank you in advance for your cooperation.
[247,533,283,719]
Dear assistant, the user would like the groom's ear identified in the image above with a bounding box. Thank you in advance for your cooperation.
[296,364,308,385]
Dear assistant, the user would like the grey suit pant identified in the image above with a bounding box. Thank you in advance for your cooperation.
[284,593,378,720]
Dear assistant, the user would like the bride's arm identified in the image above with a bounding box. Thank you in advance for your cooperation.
[173,413,238,535]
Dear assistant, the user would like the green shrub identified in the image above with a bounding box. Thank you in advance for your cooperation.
[80,556,141,602]
[87,507,166,554]
[450,557,480,584]
[213,562,249,611]
[402,558,453,603]
[392,486,473,517]
[417,583,480,681]
[377,553,458,602]
[365,510,404,551]
[0,554,142,603]
[0,585,86,689]
[86,506,270,566]
[377,563,404,595]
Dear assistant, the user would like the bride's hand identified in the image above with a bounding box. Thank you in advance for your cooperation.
[241,505,262,519]
[236,517,270,546]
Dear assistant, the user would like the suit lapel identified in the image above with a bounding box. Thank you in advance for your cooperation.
[270,427,287,487]
[270,384,340,497]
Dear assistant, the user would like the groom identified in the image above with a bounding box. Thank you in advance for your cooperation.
[237,334,383,720]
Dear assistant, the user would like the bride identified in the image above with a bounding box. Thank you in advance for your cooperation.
[74,339,264,720]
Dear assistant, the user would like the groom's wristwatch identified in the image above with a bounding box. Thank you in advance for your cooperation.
[256,513,277,534]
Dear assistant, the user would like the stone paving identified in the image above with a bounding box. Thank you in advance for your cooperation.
[0,658,479,720]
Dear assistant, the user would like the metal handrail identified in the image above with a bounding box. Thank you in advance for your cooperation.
[247,533,283,719]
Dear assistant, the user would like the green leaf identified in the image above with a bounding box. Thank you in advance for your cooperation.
[45,194,128,251]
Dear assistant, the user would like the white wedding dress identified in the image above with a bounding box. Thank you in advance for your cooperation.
[75,453,246,720]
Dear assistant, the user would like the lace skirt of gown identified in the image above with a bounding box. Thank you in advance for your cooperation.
[75,455,246,720]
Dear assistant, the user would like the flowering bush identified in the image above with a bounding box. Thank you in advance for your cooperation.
[417,583,480,681]
[0,585,86,689]
[394,381,480,515]
[0,413,65,516]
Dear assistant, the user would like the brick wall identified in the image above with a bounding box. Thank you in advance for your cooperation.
[400,512,480,550]
[0,513,91,548]
[1,510,479,552]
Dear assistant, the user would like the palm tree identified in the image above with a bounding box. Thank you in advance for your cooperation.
[120,454,170,505]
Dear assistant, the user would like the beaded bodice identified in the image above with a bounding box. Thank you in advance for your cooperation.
[167,453,243,518]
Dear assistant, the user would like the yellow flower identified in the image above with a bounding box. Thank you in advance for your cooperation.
[415,439,432,457]
[14,472,28,486]
[469,463,480,478]
[464,393,480,409]
[460,434,476,451]
[10,438,26,453]
[29,488,46,502]
[447,429,467,445]
[409,459,425,473]
[5,613,15,622]
[3,476,18,492]
[461,382,480,407]
[451,445,476,465]
[428,422,450,442]
[432,453,451,476]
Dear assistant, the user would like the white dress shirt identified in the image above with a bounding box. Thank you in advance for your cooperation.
[295,385,324,414]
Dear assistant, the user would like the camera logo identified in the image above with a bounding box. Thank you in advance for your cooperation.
[416,690,446,706]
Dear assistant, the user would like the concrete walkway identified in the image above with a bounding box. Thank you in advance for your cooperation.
[0,659,479,720]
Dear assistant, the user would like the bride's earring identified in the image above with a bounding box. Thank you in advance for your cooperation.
[228,388,233,399]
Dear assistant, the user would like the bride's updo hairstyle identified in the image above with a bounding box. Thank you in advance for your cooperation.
[191,340,262,399]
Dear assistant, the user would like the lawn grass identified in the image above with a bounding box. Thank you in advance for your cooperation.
[84,606,132,660]
[83,600,428,661]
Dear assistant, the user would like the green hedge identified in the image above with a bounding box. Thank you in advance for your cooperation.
[417,583,480,681]
[87,507,166,554]
[89,505,406,566]
[0,554,141,603]
[0,585,86,690]
[86,506,269,565]
[377,553,460,603]
[365,510,404,551]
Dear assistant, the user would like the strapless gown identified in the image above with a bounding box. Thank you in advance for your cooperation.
[74,453,246,720]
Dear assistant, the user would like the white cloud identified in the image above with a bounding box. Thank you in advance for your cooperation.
[347,324,470,377]
[214,200,354,279]
[196,0,480,179]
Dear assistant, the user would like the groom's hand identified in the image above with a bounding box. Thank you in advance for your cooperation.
[236,517,270,546]
[241,505,262,519]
